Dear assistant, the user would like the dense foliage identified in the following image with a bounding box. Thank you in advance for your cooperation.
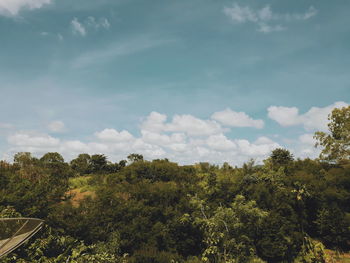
[0,106,349,262]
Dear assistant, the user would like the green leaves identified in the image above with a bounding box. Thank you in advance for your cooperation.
[187,195,268,263]
[314,106,350,162]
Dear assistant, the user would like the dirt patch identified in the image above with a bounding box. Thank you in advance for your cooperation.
[325,250,350,263]
[66,189,96,207]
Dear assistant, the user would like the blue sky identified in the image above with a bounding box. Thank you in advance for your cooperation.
[0,0,349,165]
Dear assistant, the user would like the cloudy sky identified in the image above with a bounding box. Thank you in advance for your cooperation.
[0,0,349,165]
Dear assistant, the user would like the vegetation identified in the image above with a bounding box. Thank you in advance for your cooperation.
[0,106,349,262]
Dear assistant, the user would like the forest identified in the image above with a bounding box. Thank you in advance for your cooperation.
[0,106,349,263]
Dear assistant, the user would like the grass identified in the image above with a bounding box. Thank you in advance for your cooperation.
[68,176,95,192]
[66,176,97,207]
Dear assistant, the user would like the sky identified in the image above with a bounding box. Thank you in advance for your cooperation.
[0,0,349,166]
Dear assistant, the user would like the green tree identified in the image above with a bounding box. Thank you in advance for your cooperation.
[90,154,108,173]
[70,154,91,175]
[188,195,268,263]
[13,152,38,168]
[127,154,144,163]
[314,105,350,162]
[270,148,294,167]
[40,152,64,164]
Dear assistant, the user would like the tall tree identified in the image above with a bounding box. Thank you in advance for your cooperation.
[90,154,108,173]
[314,106,350,162]
[270,148,294,167]
[127,153,144,163]
[70,153,92,175]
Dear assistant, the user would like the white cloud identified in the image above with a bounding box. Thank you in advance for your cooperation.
[268,101,348,131]
[223,3,258,23]
[48,120,65,133]
[267,106,300,126]
[95,128,134,142]
[4,110,283,166]
[254,136,275,145]
[71,17,86,36]
[167,114,223,136]
[141,112,223,136]
[257,23,285,33]
[86,16,110,29]
[284,133,321,160]
[141,111,168,133]
[62,140,89,153]
[71,16,110,37]
[301,102,348,131]
[299,133,316,146]
[212,108,264,129]
[0,0,51,16]
[206,134,236,151]
[141,130,185,146]
[8,132,60,147]
[236,137,280,156]
[8,102,342,166]
[223,3,317,33]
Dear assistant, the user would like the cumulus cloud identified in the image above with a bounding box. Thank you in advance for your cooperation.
[3,129,280,165]
[267,106,300,126]
[211,108,264,129]
[223,3,317,33]
[141,130,185,146]
[48,120,65,133]
[141,112,168,133]
[5,102,344,165]
[236,137,280,156]
[4,110,283,165]
[206,134,237,151]
[141,111,223,136]
[7,102,340,165]
[268,101,348,131]
[62,140,89,153]
[167,115,223,136]
[299,133,316,146]
[95,128,134,142]
[8,132,60,147]
[71,16,110,37]
[0,0,51,16]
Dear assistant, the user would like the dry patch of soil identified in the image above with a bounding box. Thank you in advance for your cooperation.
[325,250,350,263]
[66,189,96,207]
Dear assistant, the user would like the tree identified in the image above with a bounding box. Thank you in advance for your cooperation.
[90,154,108,173]
[188,195,268,263]
[70,154,92,175]
[314,105,350,162]
[40,152,64,165]
[270,148,294,167]
[13,152,38,168]
[127,153,144,163]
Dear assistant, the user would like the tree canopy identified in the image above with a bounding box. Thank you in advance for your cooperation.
[314,105,350,162]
